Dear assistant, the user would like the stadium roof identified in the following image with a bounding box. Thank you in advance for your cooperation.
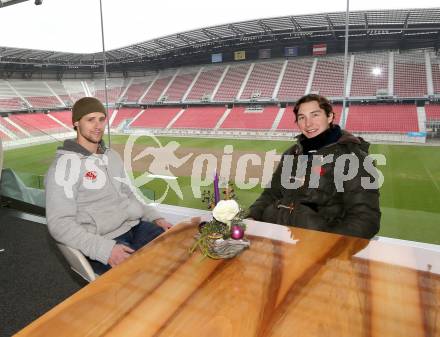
[1,7,439,67]
[0,0,28,7]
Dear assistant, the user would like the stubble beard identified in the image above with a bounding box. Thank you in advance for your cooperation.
[78,128,103,145]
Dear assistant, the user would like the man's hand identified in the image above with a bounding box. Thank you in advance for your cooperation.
[108,244,134,267]
[154,218,173,231]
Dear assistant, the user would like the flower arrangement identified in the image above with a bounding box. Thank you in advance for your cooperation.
[190,199,250,259]
[202,180,236,210]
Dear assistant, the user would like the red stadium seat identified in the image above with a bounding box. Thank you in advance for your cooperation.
[130,107,182,128]
[220,105,279,130]
[171,106,226,128]
[345,104,419,132]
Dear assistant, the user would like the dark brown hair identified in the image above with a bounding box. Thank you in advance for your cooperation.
[293,94,334,124]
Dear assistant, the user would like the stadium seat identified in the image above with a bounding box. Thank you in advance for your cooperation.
[220,105,279,129]
[186,66,225,101]
[240,61,283,100]
[91,79,125,104]
[49,111,73,128]
[350,52,389,97]
[131,107,182,128]
[163,69,198,102]
[171,106,226,128]
[277,59,313,100]
[394,52,427,98]
[124,77,154,103]
[56,243,97,283]
[62,80,86,103]
[110,108,139,128]
[310,56,345,98]
[0,129,11,141]
[0,97,25,111]
[345,104,418,132]
[214,64,250,101]
[141,75,173,103]
[425,103,440,121]
[432,57,440,95]
[8,113,70,135]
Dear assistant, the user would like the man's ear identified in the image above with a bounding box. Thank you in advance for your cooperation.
[328,111,335,124]
[74,121,79,128]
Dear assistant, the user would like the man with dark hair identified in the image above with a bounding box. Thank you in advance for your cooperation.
[249,94,381,239]
[45,97,172,274]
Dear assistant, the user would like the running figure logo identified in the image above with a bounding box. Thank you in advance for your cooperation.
[123,133,192,203]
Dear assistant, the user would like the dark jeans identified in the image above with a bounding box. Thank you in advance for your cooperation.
[88,220,164,275]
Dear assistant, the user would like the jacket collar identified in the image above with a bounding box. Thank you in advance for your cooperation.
[294,125,366,154]
[58,139,107,156]
[297,125,342,154]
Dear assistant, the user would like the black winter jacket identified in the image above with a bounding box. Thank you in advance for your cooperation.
[249,127,381,239]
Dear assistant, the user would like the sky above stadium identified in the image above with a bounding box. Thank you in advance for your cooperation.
[0,0,439,53]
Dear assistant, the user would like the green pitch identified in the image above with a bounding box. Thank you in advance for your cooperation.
[3,136,440,244]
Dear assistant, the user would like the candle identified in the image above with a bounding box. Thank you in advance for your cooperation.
[214,172,220,205]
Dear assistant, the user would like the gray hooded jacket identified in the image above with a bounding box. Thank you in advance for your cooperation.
[45,139,161,264]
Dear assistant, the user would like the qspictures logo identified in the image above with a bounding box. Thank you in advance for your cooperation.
[53,135,386,202]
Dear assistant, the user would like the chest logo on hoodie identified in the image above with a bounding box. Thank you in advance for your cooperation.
[85,171,98,181]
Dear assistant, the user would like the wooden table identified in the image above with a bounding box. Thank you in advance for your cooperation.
[16,219,440,337]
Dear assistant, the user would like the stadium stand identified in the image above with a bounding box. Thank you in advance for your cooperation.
[310,56,345,98]
[431,55,440,95]
[345,104,419,132]
[171,106,226,128]
[49,111,73,128]
[394,51,427,98]
[350,52,389,98]
[9,80,62,109]
[0,129,11,141]
[0,80,26,111]
[425,103,440,121]
[0,97,24,111]
[214,64,250,101]
[92,79,125,104]
[240,61,284,100]
[277,59,314,101]
[110,108,140,128]
[62,80,86,103]
[122,76,155,103]
[0,48,438,145]
[0,49,437,108]
[7,115,40,135]
[1,117,29,137]
[140,72,175,103]
[163,68,199,102]
[46,81,70,106]
[130,107,182,128]
[333,104,343,125]
[106,109,115,125]
[8,113,69,135]
[26,96,61,109]
[276,105,299,131]
[220,105,280,129]
[185,66,225,102]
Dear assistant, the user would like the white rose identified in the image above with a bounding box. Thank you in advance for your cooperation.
[212,200,240,226]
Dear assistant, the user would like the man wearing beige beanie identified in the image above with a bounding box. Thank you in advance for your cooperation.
[45,97,172,275]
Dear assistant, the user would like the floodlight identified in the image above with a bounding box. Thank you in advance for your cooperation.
[372,67,382,76]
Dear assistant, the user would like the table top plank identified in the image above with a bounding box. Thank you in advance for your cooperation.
[16,220,440,337]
